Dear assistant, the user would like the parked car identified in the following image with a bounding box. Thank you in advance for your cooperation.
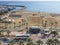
[44,29,51,36]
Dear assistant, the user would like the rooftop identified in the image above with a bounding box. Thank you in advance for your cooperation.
[9,14,22,18]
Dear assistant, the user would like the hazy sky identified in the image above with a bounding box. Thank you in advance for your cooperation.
[1,0,60,1]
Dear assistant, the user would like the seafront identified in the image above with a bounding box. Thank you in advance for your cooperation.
[0,5,60,45]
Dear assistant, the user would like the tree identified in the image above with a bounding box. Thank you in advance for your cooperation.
[26,22,28,30]
[27,38,35,45]
[0,12,4,15]
[8,22,12,29]
[46,39,53,45]
[27,38,32,42]
[36,40,43,45]
[0,19,3,21]
[13,22,16,28]
[6,30,11,37]
[0,19,3,28]
[27,41,35,45]
[50,22,53,31]
[43,21,47,29]
[0,30,4,37]
[41,16,44,27]
[19,40,24,45]
[9,40,15,45]
[0,31,2,37]
[55,22,58,31]
[51,31,58,37]
[53,39,60,45]
[19,22,21,27]
[2,21,9,29]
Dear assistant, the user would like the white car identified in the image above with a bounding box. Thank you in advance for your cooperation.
[44,29,51,36]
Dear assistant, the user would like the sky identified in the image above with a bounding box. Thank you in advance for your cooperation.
[1,0,60,1]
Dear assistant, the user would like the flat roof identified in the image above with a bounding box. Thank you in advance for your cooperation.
[9,14,22,18]
[30,26,40,28]
[16,34,30,36]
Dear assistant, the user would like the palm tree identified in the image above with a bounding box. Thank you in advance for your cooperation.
[0,12,4,15]
[13,22,16,28]
[53,39,60,45]
[2,21,9,29]
[27,41,35,45]
[41,16,44,27]
[36,40,43,45]
[9,40,15,45]
[19,22,21,27]
[43,21,47,29]
[6,30,11,37]
[0,19,3,28]
[46,39,54,45]
[54,22,58,31]
[27,38,35,45]
[19,40,24,45]
[7,21,12,29]
[22,19,24,25]
[26,22,28,29]
[51,31,58,37]
[0,30,4,37]
[27,38,32,42]
[0,31,2,37]
[50,22,53,31]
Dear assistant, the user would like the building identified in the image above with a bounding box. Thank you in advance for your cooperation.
[28,16,43,28]
[29,26,40,34]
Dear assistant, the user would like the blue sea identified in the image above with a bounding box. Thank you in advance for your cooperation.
[0,1,60,13]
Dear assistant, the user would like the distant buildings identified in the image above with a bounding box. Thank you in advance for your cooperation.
[0,6,16,13]
[1,11,60,31]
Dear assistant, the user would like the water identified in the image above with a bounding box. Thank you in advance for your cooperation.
[0,1,60,13]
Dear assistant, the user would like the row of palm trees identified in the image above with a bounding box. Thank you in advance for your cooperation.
[7,38,60,45]
[0,30,11,37]
[43,20,58,30]
[0,16,58,30]
[46,39,60,45]
[8,38,43,45]
[0,19,25,29]
[40,16,58,31]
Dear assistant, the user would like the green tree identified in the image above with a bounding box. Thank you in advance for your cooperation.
[19,22,21,27]
[44,21,47,29]
[0,30,4,37]
[41,16,44,27]
[53,39,60,45]
[0,12,4,15]
[6,30,11,37]
[27,38,35,45]
[46,39,54,45]
[9,40,15,45]
[27,38,32,42]
[55,22,58,31]
[13,22,16,28]
[52,31,58,37]
[27,41,35,45]
[36,40,43,45]
[0,31,2,37]
[0,19,3,28]
[2,21,9,29]
[19,40,24,45]
[50,22,53,31]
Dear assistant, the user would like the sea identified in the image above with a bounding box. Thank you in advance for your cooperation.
[0,1,60,13]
